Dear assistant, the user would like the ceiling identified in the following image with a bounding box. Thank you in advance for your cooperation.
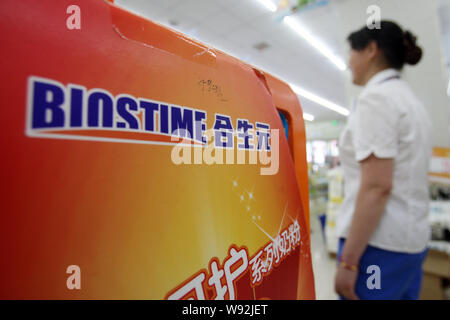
[113,0,450,121]
[114,0,350,122]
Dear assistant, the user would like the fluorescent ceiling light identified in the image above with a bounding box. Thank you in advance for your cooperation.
[447,79,450,96]
[256,0,277,12]
[290,83,350,116]
[283,16,347,71]
[303,113,315,121]
[251,64,346,118]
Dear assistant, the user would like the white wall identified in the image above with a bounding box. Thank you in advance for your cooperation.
[335,0,450,148]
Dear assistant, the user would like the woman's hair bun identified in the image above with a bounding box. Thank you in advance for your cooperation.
[348,21,422,69]
[404,30,423,65]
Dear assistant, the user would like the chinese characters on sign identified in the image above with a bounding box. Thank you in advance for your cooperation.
[166,220,301,300]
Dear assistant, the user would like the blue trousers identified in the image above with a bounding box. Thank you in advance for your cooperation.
[337,238,428,300]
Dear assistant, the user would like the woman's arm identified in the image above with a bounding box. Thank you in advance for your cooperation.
[341,153,393,265]
[335,153,393,299]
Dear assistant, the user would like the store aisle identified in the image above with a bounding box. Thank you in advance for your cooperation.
[310,213,339,300]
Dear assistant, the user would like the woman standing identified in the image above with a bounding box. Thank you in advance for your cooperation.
[335,21,432,300]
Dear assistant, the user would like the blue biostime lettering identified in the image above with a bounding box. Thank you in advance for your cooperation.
[29,77,207,143]
[237,119,254,150]
[256,122,271,151]
[213,114,234,149]
[28,76,272,149]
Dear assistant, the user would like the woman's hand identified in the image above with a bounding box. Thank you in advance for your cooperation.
[334,267,359,300]
[334,154,393,301]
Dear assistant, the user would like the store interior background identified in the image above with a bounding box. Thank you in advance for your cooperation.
[115,0,450,299]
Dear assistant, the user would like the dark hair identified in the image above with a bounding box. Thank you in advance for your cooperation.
[348,21,422,69]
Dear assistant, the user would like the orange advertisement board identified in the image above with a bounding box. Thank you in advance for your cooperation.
[0,0,315,299]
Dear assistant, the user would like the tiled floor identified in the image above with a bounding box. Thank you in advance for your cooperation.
[309,213,339,300]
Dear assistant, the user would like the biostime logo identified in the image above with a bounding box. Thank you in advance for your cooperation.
[26,76,279,175]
